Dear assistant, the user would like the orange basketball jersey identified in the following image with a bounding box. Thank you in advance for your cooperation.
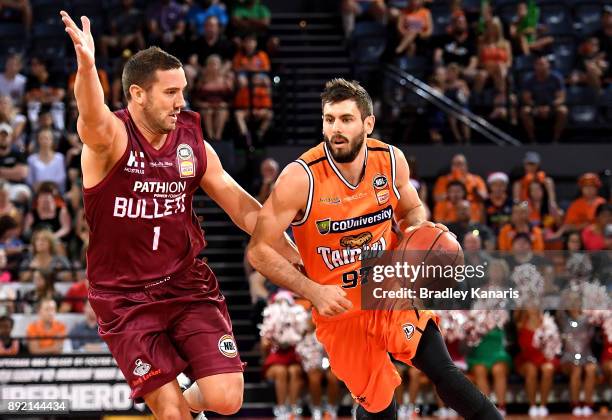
[292,139,401,321]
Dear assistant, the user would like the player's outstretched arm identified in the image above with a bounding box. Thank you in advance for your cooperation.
[200,142,300,263]
[61,11,123,152]
[247,163,353,317]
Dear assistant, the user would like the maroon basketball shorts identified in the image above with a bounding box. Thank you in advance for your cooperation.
[88,259,244,401]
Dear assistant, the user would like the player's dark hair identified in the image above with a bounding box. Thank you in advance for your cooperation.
[321,78,373,120]
[122,46,182,101]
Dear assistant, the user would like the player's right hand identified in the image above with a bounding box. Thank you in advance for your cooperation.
[61,11,95,70]
[310,284,353,317]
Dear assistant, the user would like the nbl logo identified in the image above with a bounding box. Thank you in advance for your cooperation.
[127,151,145,169]
[218,334,238,358]
[402,323,415,340]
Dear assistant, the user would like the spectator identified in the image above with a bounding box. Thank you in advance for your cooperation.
[510,1,553,57]
[513,309,558,418]
[512,151,556,204]
[24,183,71,241]
[433,14,478,79]
[0,53,27,104]
[0,247,10,282]
[190,16,235,66]
[447,199,494,249]
[427,67,447,143]
[593,7,612,87]
[0,123,30,203]
[0,95,26,147]
[0,0,31,30]
[60,271,88,313]
[231,0,271,38]
[260,291,306,419]
[0,315,19,355]
[563,172,606,232]
[233,35,273,144]
[21,269,62,313]
[254,157,279,203]
[484,172,512,235]
[26,298,66,355]
[0,278,16,315]
[570,37,609,92]
[0,215,25,269]
[295,315,340,420]
[525,179,561,230]
[520,55,567,142]
[467,315,511,417]
[0,181,21,221]
[395,0,432,56]
[187,0,228,36]
[475,17,513,119]
[192,55,233,142]
[24,57,66,131]
[581,203,612,251]
[498,202,545,252]
[19,229,71,282]
[433,154,487,204]
[146,0,187,56]
[556,295,597,417]
[341,0,387,38]
[69,301,107,353]
[445,63,472,143]
[433,181,483,224]
[99,0,146,59]
[26,129,67,194]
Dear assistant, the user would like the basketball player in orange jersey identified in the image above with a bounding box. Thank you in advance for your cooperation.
[60,11,302,420]
[248,79,503,419]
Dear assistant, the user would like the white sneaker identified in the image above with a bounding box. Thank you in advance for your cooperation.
[497,407,507,417]
[397,404,409,420]
[311,407,323,420]
[434,407,450,418]
[193,414,207,420]
[273,405,288,419]
[528,405,539,418]
[537,405,549,417]
[290,405,303,420]
[581,406,594,417]
[446,408,458,418]
[572,406,583,416]
[324,404,338,420]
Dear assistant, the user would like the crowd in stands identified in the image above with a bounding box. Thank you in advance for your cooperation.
[345,0,612,143]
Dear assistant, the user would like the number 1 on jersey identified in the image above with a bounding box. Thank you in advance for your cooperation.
[152,226,161,250]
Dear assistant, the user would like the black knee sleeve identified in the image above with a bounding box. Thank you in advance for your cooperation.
[356,398,396,420]
[411,320,503,420]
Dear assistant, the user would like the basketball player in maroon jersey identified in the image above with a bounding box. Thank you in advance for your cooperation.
[61,11,301,420]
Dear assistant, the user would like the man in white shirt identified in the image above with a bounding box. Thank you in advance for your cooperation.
[0,54,27,105]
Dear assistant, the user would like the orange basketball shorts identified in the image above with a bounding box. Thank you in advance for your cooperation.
[314,309,439,412]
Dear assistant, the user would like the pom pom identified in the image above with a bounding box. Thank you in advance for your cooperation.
[259,301,308,348]
[533,313,562,360]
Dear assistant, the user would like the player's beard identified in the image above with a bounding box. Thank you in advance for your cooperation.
[143,102,172,134]
[324,129,366,163]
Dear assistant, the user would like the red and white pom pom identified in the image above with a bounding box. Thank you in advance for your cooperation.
[438,310,468,343]
[259,301,308,347]
[462,310,509,347]
[511,263,544,306]
[603,317,612,341]
[533,313,562,360]
[296,332,325,372]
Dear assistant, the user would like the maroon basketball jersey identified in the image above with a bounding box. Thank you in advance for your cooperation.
[83,109,207,291]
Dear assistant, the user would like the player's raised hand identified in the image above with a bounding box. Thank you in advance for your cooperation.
[60,11,95,70]
[310,284,353,317]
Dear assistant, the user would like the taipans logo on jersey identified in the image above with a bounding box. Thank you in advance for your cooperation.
[317,236,386,270]
[177,144,196,178]
[402,323,415,340]
[315,206,393,235]
[339,231,373,248]
[218,334,238,358]
[133,359,151,376]
[125,151,145,174]
[373,174,390,205]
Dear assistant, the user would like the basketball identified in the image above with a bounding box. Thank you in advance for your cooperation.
[395,225,464,292]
